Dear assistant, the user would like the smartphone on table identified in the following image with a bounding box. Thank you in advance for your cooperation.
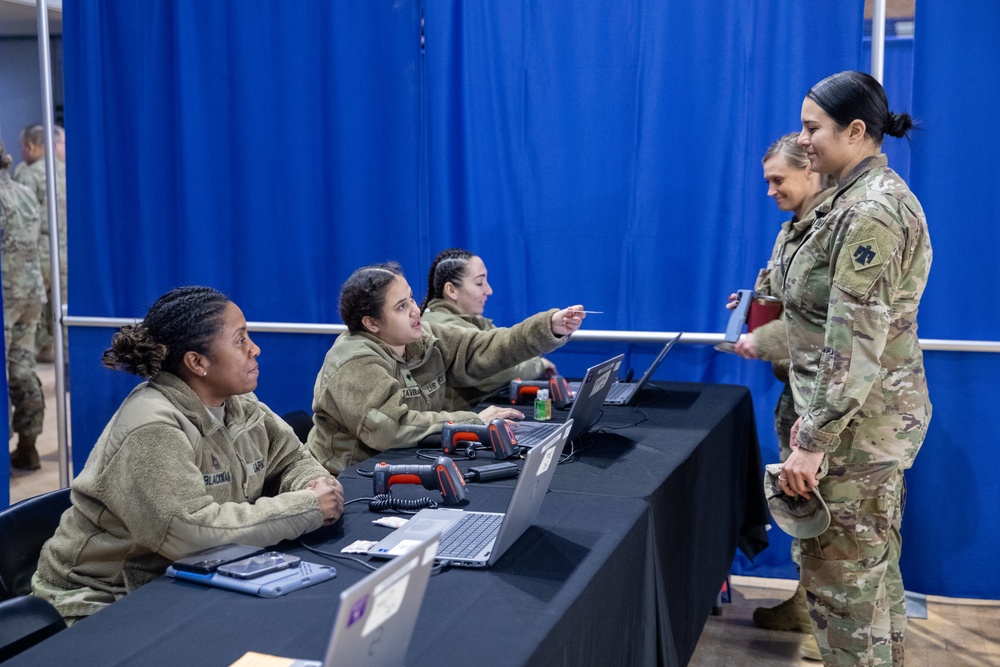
[216,552,301,579]
[172,544,265,575]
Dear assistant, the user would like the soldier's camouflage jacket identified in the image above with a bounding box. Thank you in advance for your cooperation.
[0,170,45,305]
[783,154,931,468]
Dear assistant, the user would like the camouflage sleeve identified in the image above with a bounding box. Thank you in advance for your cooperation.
[794,212,902,453]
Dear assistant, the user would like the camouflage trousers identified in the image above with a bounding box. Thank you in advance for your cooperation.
[800,461,906,667]
[31,570,119,627]
[36,278,67,355]
[774,383,801,567]
[5,300,45,438]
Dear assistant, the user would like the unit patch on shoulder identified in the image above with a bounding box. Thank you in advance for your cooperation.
[834,219,900,298]
[848,238,883,271]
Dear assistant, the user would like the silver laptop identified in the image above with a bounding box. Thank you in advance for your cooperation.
[367,420,571,568]
[512,354,623,448]
[294,533,440,667]
[569,333,682,406]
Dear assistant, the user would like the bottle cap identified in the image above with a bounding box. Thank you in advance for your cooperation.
[537,389,549,400]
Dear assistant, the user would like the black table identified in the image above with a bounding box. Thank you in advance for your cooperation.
[357,381,770,665]
[11,382,766,667]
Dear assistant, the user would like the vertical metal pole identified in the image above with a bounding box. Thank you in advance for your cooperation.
[871,0,887,83]
[35,0,71,488]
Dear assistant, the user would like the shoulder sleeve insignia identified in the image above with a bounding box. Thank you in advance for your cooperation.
[834,219,900,298]
[847,238,883,271]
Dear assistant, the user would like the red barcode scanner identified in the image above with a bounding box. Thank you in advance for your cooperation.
[371,456,467,505]
[442,418,518,460]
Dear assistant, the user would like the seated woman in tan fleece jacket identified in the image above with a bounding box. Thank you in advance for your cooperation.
[32,286,344,625]
[420,247,558,410]
[306,261,586,475]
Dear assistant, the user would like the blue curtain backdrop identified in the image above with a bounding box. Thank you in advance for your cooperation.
[904,1,1000,599]
[862,36,913,183]
[60,0,871,581]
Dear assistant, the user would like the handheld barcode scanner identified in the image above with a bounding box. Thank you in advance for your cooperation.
[442,418,518,460]
[372,456,468,505]
[508,375,573,409]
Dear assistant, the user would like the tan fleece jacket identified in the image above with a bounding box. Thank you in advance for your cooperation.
[307,309,567,474]
[33,372,333,620]
[422,298,547,409]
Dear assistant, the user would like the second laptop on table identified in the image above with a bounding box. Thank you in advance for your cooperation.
[368,419,572,568]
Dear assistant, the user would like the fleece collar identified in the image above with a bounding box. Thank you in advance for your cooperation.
[147,372,259,436]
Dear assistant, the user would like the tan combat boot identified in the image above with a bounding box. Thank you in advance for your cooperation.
[752,584,811,632]
[799,633,822,661]
[10,435,41,470]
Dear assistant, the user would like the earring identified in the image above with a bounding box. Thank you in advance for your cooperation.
[202,371,207,377]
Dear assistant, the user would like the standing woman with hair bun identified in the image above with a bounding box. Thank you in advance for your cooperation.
[32,286,343,625]
[779,71,932,665]
[421,248,557,409]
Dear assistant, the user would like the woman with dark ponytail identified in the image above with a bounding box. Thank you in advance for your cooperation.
[420,248,556,409]
[32,286,343,625]
[777,71,932,664]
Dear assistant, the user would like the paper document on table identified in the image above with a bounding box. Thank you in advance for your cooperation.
[229,652,296,667]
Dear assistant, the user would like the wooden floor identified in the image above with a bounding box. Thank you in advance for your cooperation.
[10,364,1000,665]
[691,576,1000,666]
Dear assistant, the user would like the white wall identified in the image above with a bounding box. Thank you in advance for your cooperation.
[0,36,62,159]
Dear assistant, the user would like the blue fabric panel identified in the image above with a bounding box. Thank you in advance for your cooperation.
[861,37,913,183]
[901,353,1000,598]
[60,0,863,577]
[63,0,425,473]
[903,1,1000,599]
[422,0,862,579]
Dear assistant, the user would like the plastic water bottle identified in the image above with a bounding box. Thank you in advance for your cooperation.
[534,389,552,421]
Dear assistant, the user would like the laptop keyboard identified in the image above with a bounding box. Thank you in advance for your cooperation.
[438,512,503,559]
[510,422,559,448]
[605,383,632,403]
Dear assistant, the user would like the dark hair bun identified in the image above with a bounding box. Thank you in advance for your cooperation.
[101,323,168,377]
[885,112,914,139]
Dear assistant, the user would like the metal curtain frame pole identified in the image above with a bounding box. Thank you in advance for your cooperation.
[871,0,887,83]
[35,0,71,488]
[63,316,1000,353]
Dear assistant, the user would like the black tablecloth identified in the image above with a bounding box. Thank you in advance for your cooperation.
[10,381,766,667]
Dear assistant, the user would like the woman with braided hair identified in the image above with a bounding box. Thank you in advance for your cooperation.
[307,262,585,474]
[32,286,343,625]
[420,248,557,409]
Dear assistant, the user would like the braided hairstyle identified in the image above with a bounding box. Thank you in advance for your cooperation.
[339,262,405,332]
[420,248,473,313]
[102,286,231,378]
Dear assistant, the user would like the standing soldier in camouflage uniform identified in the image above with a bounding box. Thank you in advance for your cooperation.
[780,71,932,666]
[727,133,834,660]
[0,141,47,470]
[14,124,67,363]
